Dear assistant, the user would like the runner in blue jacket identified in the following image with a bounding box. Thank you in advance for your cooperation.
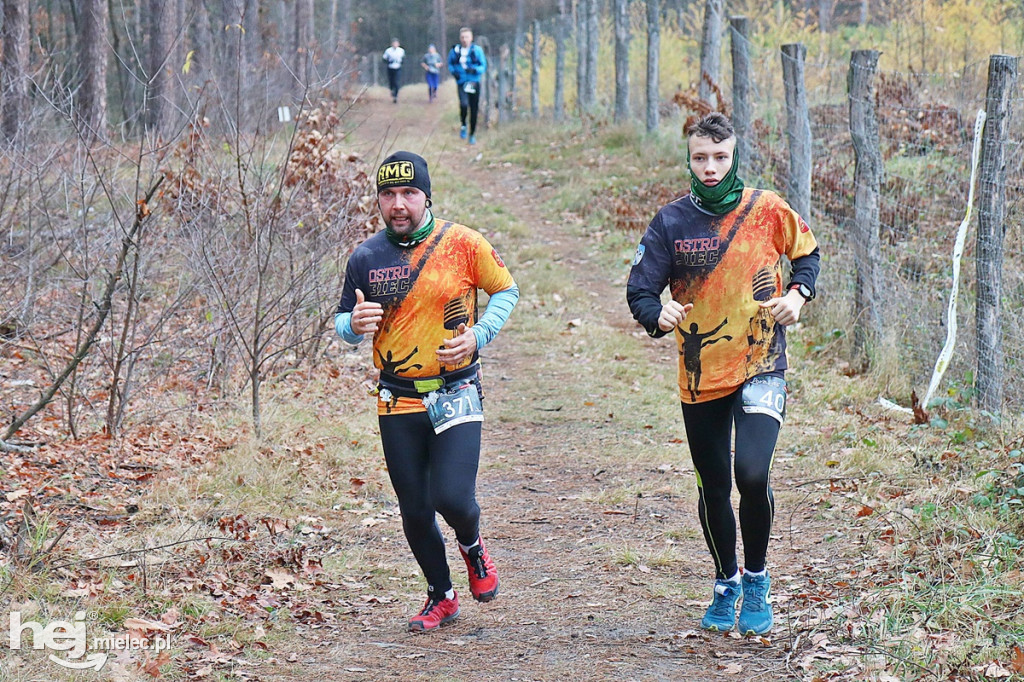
[447,27,487,144]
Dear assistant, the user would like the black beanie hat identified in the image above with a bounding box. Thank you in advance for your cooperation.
[376,151,431,198]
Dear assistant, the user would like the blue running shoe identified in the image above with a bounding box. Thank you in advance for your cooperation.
[460,125,467,139]
[469,135,477,145]
[700,579,740,632]
[738,572,773,635]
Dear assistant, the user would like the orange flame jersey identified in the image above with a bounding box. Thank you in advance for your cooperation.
[628,188,818,403]
[337,220,515,415]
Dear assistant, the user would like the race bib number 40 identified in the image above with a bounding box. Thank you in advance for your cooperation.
[740,375,787,424]
[423,382,483,434]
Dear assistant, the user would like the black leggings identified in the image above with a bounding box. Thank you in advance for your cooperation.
[680,388,781,580]
[387,68,401,98]
[379,412,482,595]
[458,87,481,135]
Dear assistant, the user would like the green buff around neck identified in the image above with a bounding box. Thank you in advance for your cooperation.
[386,211,435,248]
[688,150,744,215]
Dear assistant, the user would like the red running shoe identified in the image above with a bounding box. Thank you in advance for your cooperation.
[408,592,460,632]
[460,539,500,602]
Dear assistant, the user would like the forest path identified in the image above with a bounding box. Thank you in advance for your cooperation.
[290,81,834,682]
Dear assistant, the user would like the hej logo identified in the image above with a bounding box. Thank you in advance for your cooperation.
[8,610,171,671]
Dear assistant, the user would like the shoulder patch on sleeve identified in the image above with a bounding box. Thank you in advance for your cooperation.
[632,243,646,266]
[491,248,506,268]
[799,217,810,233]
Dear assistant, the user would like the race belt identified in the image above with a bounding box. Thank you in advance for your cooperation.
[378,363,480,399]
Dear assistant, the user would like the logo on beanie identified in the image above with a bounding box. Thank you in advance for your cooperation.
[378,160,415,186]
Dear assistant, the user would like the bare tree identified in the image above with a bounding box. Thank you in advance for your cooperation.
[646,0,660,132]
[146,0,174,135]
[78,0,109,142]
[576,0,588,112]
[586,0,599,109]
[294,0,315,87]
[435,0,449,65]
[1,0,30,141]
[613,0,631,123]
[511,0,525,116]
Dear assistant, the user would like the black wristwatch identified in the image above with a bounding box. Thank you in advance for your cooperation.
[789,283,814,302]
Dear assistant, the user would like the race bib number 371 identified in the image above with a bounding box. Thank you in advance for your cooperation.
[423,382,483,434]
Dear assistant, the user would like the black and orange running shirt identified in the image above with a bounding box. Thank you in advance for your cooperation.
[627,188,819,404]
[338,220,515,415]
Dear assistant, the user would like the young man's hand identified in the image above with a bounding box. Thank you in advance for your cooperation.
[658,301,694,332]
[437,323,477,364]
[759,289,805,326]
[351,289,384,335]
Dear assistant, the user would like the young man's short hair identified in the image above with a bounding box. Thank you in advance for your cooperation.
[686,112,735,143]
[460,27,473,35]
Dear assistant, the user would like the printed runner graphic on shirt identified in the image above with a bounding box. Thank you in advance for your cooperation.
[679,318,732,402]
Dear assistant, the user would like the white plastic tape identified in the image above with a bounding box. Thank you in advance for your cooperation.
[880,109,986,416]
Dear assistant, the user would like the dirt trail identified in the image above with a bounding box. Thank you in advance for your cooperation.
[293,83,829,682]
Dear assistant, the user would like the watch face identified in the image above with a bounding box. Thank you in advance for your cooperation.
[798,284,812,300]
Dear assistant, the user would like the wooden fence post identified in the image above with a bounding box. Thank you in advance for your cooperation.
[698,0,723,106]
[555,1,568,122]
[646,0,660,132]
[480,37,492,130]
[498,43,510,125]
[976,54,1018,414]
[531,20,541,118]
[781,43,811,219]
[730,16,751,172]
[848,49,884,367]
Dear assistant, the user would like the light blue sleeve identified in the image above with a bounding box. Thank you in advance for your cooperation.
[334,312,365,346]
[472,284,519,351]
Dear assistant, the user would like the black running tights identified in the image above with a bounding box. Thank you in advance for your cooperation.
[680,390,781,580]
[379,412,482,595]
[458,88,481,136]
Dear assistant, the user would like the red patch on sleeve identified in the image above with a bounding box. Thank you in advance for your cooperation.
[491,248,506,268]
[799,218,810,233]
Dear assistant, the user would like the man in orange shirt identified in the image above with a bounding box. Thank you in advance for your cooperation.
[336,151,518,632]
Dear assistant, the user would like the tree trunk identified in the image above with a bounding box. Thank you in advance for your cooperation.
[79,0,109,142]
[698,0,723,106]
[436,0,448,73]
[244,0,261,74]
[613,0,631,123]
[294,0,314,87]
[976,55,1018,414]
[585,0,599,109]
[576,0,588,112]
[146,0,173,135]
[511,0,525,116]
[1,0,30,141]
[531,20,541,118]
[818,0,833,33]
[645,0,660,133]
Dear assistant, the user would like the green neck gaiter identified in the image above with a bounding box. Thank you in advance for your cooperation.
[688,149,744,215]
[386,210,435,248]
